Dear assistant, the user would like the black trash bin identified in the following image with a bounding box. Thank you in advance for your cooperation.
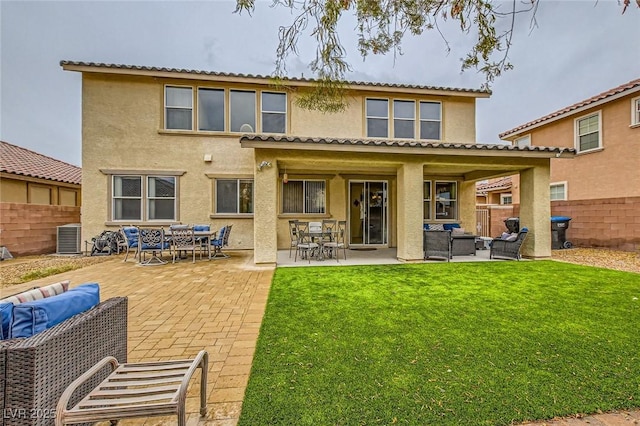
[504,217,520,233]
[551,216,572,249]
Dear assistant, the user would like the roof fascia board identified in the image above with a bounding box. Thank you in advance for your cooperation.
[0,171,81,187]
[240,140,574,159]
[502,86,640,139]
[61,63,489,99]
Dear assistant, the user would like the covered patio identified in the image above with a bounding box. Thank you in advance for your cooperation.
[242,135,575,265]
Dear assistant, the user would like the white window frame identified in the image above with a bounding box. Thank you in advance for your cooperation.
[514,135,531,148]
[422,179,460,222]
[423,181,432,221]
[550,182,567,201]
[500,193,513,205]
[419,101,442,141]
[261,92,287,134]
[111,175,178,222]
[214,178,254,214]
[197,87,225,132]
[230,89,256,133]
[164,85,193,131]
[575,111,602,153]
[281,179,326,214]
[393,99,416,139]
[632,96,640,127]
[366,98,389,138]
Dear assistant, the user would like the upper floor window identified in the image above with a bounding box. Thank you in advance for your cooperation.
[261,92,286,134]
[394,100,415,139]
[230,90,256,132]
[500,194,513,205]
[419,101,441,140]
[282,180,326,214]
[165,86,192,130]
[165,86,286,133]
[550,182,567,201]
[514,135,531,148]
[216,179,253,214]
[575,112,601,153]
[198,88,224,132]
[632,97,640,126]
[366,99,389,138]
[112,175,177,221]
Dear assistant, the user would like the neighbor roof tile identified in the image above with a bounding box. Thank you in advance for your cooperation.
[0,141,81,185]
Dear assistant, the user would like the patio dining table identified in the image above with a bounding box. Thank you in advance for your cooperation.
[163,229,218,261]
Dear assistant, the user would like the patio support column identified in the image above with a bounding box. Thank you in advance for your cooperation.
[519,164,551,258]
[458,180,477,233]
[396,162,424,262]
[253,155,278,265]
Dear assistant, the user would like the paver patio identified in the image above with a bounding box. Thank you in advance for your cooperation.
[3,250,273,426]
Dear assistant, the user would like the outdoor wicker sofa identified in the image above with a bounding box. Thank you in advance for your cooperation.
[0,296,128,426]
[424,229,452,261]
[490,229,529,260]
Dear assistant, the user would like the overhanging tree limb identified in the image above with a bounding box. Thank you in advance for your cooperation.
[235,0,637,112]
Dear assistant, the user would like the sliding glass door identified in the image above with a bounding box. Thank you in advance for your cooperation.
[349,181,388,246]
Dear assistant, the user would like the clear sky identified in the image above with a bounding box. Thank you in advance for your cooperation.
[1,0,638,166]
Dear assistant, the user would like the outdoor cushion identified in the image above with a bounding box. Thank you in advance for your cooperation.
[423,224,430,231]
[429,223,444,231]
[10,283,100,339]
[0,302,13,339]
[451,227,466,235]
[0,280,71,340]
[506,233,518,241]
[0,280,70,304]
[442,223,461,231]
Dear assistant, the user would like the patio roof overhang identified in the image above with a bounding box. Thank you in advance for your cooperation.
[240,134,576,182]
[240,134,575,158]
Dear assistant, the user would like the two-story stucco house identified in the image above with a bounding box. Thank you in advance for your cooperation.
[61,61,575,264]
[500,78,640,251]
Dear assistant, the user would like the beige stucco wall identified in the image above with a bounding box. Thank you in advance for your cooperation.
[81,73,484,253]
[0,175,80,206]
[82,74,257,247]
[443,97,476,143]
[523,95,640,200]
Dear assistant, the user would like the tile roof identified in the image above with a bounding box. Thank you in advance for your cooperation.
[60,60,491,96]
[476,177,512,192]
[0,141,81,185]
[240,134,576,156]
[500,78,640,138]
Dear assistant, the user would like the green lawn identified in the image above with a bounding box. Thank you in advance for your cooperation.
[239,261,640,425]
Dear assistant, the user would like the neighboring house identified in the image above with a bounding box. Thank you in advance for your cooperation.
[475,177,517,237]
[500,78,640,251]
[61,61,575,264]
[0,141,82,255]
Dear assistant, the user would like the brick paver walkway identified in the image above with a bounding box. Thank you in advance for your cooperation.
[4,251,273,425]
[4,251,639,425]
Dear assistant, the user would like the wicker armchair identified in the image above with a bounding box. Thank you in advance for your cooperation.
[0,297,128,426]
[490,229,528,260]
[424,230,452,261]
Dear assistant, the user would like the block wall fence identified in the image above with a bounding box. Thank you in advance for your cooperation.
[0,203,81,256]
[483,197,639,252]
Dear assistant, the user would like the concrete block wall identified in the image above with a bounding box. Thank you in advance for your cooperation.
[0,203,81,256]
[551,197,640,252]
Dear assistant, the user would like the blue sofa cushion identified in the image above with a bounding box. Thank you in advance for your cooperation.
[442,223,461,231]
[10,283,100,339]
[0,302,13,339]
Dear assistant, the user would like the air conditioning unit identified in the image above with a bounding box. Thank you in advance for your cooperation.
[57,223,82,254]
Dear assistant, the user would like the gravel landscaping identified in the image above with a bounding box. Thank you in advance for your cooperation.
[1,248,638,290]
